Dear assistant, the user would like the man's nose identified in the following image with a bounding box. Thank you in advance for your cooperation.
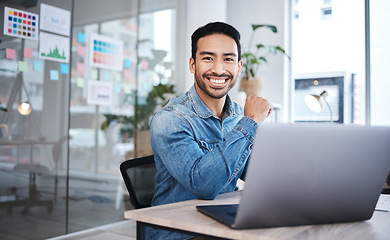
[211,60,225,75]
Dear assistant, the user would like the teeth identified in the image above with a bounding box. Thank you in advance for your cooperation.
[210,79,225,84]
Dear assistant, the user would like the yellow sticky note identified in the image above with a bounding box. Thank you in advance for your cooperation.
[18,61,27,72]
[9,10,13,15]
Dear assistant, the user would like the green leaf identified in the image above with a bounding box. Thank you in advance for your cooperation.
[256,44,266,49]
[250,58,259,64]
[251,24,277,33]
[258,57,267,63]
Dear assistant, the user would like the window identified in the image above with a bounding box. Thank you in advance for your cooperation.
[292,0,390,126]
[292,0,365,124]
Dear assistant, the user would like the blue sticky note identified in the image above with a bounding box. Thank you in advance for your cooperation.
[114,84,121,93]
[60,64,69,74]
[78,32,85,43]
[103,71,110,81]
[33,61,43,72]
[124,58,131,67]
[50,70,59,81]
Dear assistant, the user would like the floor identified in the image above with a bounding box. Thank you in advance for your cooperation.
[0,166,134,240]
[49,220,137,240]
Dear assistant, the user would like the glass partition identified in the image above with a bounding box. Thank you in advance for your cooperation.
[0,1,72,238]
[0,0,185,238]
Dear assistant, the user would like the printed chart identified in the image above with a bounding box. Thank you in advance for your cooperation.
[3,6,39,41]
[39,32,70,63]
[89,34,123,71]
[40,3,71,36]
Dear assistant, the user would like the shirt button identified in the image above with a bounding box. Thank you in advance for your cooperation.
[210,149,213,152]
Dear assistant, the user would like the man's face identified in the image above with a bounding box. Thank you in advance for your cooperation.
[190,34,243,99]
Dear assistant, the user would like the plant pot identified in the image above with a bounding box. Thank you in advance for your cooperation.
[240,77,264,97]
[136,130,153,157]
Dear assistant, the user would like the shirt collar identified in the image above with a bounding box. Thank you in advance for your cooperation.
[188,84,236,118]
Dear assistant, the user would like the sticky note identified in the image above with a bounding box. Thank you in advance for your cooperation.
[50,70,59,80]
[6,48,16,60]
[77,46,85,56]
[124,85,131,94]
[60,64,69,74]
[103,71,110,81]
[24,47,33,58]
[141,61,148,70]
[33,61,43,72]
[124,58,131,67]
[77,77,85,87]
[18,61,27,72]
[123,69,130,78]
[114,84,121,93]
[90,69,98,80]
[114,72,121,82]
[77,32,85,43]
[77,62,84,73]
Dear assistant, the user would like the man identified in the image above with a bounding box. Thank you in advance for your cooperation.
[149,22,273,239]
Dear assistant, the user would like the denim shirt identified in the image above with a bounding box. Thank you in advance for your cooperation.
[148,85,257,239]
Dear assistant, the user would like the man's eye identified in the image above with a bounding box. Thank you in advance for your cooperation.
[225,58,234,62]
[202,57,212,61]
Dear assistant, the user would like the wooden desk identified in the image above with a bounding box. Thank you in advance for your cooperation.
[124,191,390,240]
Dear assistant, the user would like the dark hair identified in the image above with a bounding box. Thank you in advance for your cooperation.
[191,22,241,61]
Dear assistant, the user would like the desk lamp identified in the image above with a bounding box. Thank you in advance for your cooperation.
[304,90,333,123]
[18,101,32,115]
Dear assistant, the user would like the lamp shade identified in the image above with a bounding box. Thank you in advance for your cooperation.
[304,90,333,123]
[18,102,32,115]
[304,94,322,113]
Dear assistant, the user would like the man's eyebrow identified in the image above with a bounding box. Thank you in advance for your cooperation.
[199,51,216,56]
[199,51,237,57]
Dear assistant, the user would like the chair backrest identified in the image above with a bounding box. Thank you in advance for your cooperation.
[120,155,156,209]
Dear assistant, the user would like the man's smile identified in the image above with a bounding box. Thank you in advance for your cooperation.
[203,74,232,88]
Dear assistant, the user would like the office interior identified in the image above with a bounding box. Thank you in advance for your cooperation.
[0,0,389,239]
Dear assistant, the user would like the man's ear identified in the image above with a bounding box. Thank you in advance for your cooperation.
[237,59,243,75]
[189,57,195,74]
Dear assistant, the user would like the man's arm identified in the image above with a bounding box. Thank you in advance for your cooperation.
[150,110,257,200]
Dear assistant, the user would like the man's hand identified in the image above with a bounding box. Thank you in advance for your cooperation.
[244,95,273,124]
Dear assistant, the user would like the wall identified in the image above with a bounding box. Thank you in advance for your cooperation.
[183,0,227,92]
[227,0,290,122]
[181,0,290,122]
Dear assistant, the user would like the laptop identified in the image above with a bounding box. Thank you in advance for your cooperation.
[196,123,390,229]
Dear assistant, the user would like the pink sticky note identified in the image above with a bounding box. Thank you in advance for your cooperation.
[77,46,85,56]
[77,62,84,73]
[24,47,33,59]
[6,48,16,60]
[141,61,149,70]
[123,69,130,78]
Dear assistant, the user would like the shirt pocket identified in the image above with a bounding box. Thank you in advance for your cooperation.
[197,138,218,153]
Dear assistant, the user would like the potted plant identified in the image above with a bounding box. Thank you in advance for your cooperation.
[240,24,290,97]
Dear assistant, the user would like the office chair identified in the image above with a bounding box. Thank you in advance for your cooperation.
[120,155,156,209]
[11,163,53,214]
[7,136,68,214]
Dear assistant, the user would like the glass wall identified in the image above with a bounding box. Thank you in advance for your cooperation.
[0,1,72,239]
[0,0,185,239]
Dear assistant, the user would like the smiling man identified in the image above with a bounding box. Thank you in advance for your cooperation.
[149,22,273,239]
